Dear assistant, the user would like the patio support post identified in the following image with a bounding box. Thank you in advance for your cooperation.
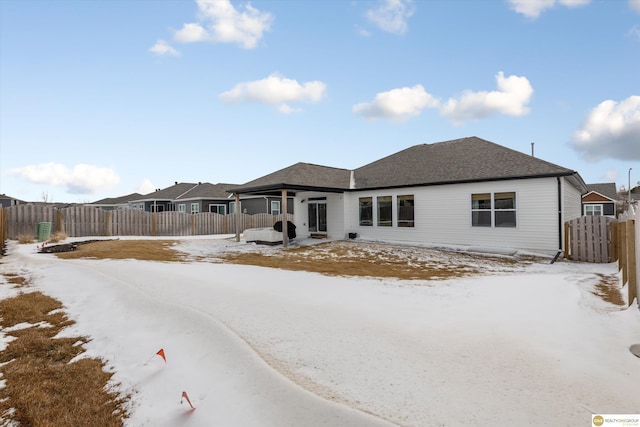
[282,189,288,248]
[235,193,240,242]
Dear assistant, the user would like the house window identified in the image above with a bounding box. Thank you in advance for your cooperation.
[229,201,238,214]
[397,195,414,227]
[584,204,602,216]
[191,203,199,215]
[377,196,392,227]
[178,204,186,213]
[494,192,516,227]
[209,204,226,214]
[271,201,281,216]
[359,197,373,226]
[471,193,492,227]
[471,192,517,227]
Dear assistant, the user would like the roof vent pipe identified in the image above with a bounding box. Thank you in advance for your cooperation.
[531,142,535,157]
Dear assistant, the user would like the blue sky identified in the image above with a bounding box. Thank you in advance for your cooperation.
[1,0,639,203]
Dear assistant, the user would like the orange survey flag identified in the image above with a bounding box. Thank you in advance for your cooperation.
[156,348,166,363]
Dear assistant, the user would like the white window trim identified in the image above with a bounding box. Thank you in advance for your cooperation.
[271,200,281,216]
[471,191,518,228]
[209,204,226,214]
[584,204,603,216]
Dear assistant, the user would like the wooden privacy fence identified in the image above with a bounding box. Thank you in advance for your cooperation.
[615,207,638,308]
[0,208,6,254]
[565,212,638,308]
[2,205,293,240]
[565,215,616,263]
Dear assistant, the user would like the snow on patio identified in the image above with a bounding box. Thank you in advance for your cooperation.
[0,236,638,426]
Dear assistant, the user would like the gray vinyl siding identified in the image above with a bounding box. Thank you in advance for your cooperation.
[240,197,294,215]
[345,177,565,255]
[562,177,583,221]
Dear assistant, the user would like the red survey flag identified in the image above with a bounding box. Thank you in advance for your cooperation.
[144,348,167,365]
[181,391,195,410]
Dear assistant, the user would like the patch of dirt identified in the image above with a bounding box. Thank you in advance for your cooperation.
[54,239,542,281]
[54,239,188,262]
[590,273,625,306]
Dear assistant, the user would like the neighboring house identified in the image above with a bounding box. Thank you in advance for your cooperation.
[126,182,293,215]
[89,193,144,210]
[0,194,25,208]
[229,136,588,255]
[581,183,618,217]
[624,186,640,205]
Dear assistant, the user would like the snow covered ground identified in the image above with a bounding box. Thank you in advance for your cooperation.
[1,236,639,426]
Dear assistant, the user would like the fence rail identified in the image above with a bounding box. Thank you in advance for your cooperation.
[1,205,293,240]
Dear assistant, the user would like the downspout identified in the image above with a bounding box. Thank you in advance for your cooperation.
[557,177,562,251]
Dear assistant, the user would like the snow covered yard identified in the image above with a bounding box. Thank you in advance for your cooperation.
[1,236,638,426]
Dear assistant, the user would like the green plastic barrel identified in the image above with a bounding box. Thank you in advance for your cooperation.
[37,222,51,242]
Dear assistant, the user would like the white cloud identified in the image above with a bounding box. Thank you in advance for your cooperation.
[569,95,640,161]
[174,23,210,43]
[366,0,414,35]
[136,179,157,195]
[148,40,180,56]
[219,73,326,113]
[631,0,640,13]
[629,25,640,40]
[508,0,590,18]
[173,0,273,49]
[440,72,534,124]
[352,85,439,123]
[8,163,120,194]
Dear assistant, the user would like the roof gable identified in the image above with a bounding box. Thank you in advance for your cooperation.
[582,192,614,203]
[585,183,618,201]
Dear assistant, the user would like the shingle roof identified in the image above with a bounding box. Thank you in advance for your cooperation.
[354,136,578,188]
[92,193,143,205]
[585,183,618,201]
[231,136,585,194]
[232,163,352,193]
[175,183,238,200]
[133,183,200,201]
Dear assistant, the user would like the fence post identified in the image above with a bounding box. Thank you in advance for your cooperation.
[564,222,570,259]
[627,219,637,306]
[609,222,617,262]
[105,211,111,236]
[620,221,627,281]
[56,210,63,235]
